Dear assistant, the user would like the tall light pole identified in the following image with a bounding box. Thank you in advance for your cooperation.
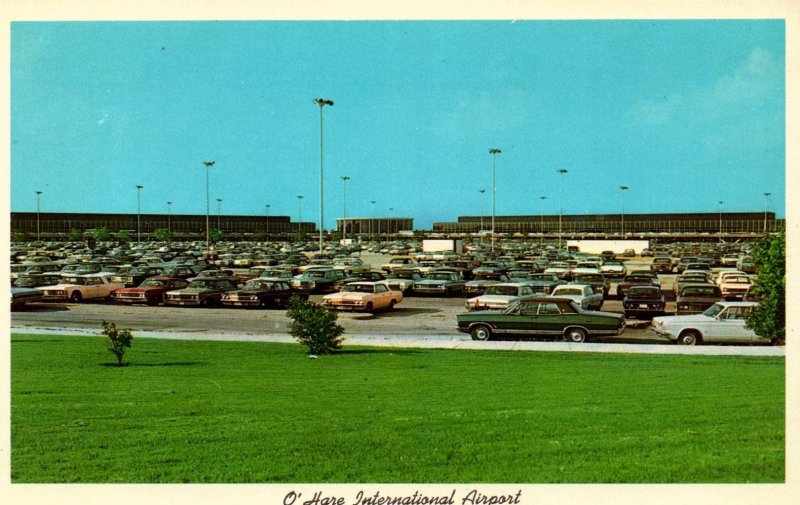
[370,200,376,242]
[35,191,42,242]
[341,175,350,242]
[389,207,394,241]
[539,196,547,245]
[620,185,629,237]
[488,148,501,253]
[167,201,172,241]
[216,198,222,231]
[136,184,144,244]
[313,98,334,253]
[265,204,271,241]
[297,195,304,231]
[557,168,568,251]
[202,161,215,251]
[479,188,485,237]
[763,192,771,234]
[718,200,724,244]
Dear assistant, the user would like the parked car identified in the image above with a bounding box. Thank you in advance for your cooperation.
[413,270,466,297]
[221,279,305,308]
[522,273,564,294]
[622,248,636,257]
[380,268,423,295]
[37,274,123,303]
[673,273,715,297]
[332,270,387,291]
[674,257,700,274]
[543,262,571,280]
[12,273,63,290]
[11,287,44,308]
[599,259,626,279]
[456,296,625,342]
[651,301,773,345]
[381,256,419,273]
[622,285,666,319]
[112,276,190,305]
[571,273,610,298]
[549,284,604,310]
[322,281,402,312]
[719,274,753,300]
[290,267,347,293]
[463,270,510,296]
[465,283,534,311]
[111,265,165,287]
[164,278,239,307]
[650,256,673,274]
[617,273,658,298]
[675,283,723,315]
[161,265,198,280]
[736,258,756,274]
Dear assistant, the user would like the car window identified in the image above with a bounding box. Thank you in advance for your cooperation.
[539,303,561,315]
[518,302,539,316]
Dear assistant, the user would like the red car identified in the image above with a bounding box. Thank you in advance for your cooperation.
[112,276,189,305]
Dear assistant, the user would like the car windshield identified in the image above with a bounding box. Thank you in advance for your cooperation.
[306,271,328,279]
[476,273,504,280]
[555,288,582,296]
[702,303,725,317]
[425,273,454,281]
[139,280,164,288]
[682,287,717,296]
[342,284,374,293]
[485,285,519,296]
[725,276,751,284]
[626,276,651,282]
[576,275,602,282]
[188,280,217,289]
[390,272,416,280]
[628,288,660,298]
[63,277,86,285]
[13,277,38,287]
[531,274,557,282]
[244,281,272,290]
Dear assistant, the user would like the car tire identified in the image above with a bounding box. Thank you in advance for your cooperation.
[387,300,397,311]
[678,330,700,346]
[470,324,492,341]
[70,291,83,303]
[565,327,587,343]
[365,302,374,313]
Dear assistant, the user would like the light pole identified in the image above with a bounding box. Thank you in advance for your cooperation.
[216,198,222,231]
[718,200,724,244]
[763,192,771,234]
[557,168,568,251]
[489,148,501,253]
[389,207,394,241]
[167,201,172,241]
[479,188,485,237]
[620,185,629,237]
[202,160,215,251]
[313,98,334,253]
[265,204,271,241]
[297,195,304,231]
[341,175,350,242]
[539,196,547,245]
[136,184,143,243]
[35,191,42,242]
[370,200,376,242]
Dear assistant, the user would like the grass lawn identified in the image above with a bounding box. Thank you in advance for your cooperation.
[10,333,784,483]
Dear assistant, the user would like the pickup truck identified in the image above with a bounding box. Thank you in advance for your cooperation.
[549,284,604,311]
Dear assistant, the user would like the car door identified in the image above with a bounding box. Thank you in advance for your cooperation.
[500,301,541,337]
[83,276,102,298]
[705,306,760,343]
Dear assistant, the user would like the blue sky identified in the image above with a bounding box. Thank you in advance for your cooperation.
[10,20,785,229]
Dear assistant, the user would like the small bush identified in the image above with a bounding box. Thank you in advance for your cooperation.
[101,321,133,366]
[286,297,344,355]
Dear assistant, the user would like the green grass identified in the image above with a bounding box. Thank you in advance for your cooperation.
[11,333,784,483]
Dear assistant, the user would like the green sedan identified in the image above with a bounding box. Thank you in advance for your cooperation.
[456,296,626,342]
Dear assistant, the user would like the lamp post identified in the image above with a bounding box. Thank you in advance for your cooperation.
[557,168,568,251]
[265,204,271,241]
[370,200,376,242]
[620,185,629,237]
[202,161,215,251]
[718,200,724,244]
[297,195,304,231]
[136,184,144,243]
[479,188,485,237]
[313,98,334,253]
[488,148,501,253]
[35,191,42,242]
[539,196,547,245]
[167,201,172,241]
[763,192,771,234]
[216,198,222,231]
[341,175,350,242]
[389,207,394,241]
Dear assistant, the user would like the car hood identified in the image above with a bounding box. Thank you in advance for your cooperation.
[469,294,516,303]
[168,288,218,294]
[416,279,451,285]
[324,292,369,300]
[653,314,712,324]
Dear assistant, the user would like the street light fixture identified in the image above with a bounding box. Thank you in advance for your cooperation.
[35,191,43,243]
[718,200,724,244]
[763,192,771,234]
[313,98,334,253]
[370,200,376,242]
[479,189,486,237]
[167,201,172,241]
[297,195,304,231]
[202,160,216,251]
[539,196,547,245]
[341,175,350,242]
[389,207,394,241]
[136,184,144,244]
[557,168,568,251]
[488,148,501,253]
[265,204,271,241]
[216,198,222,231]
[620,185,629,237]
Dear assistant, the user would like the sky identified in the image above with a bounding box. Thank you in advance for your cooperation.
[9,19,786,229]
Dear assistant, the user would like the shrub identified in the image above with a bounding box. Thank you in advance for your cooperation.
[286,297,344,355]
[101,321,133,366]
[746,232,785,344]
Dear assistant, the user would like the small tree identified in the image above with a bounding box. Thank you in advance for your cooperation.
[286,297,345,355]
[209,229,223,243]
[101,320,133,366]
[68,228,83,241]
[154,228,171,241]
[746,232,785,344]
[93,227,111,242]
[12,231,29,242]
[115,230,131,243]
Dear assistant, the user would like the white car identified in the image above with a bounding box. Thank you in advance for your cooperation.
[599,259,626,278]
[549,284,604,311]
[465,283,534,311]
[651,301,771,345]
[572,261,602,276]
[719,274,753,300]
[37,274,124,303]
